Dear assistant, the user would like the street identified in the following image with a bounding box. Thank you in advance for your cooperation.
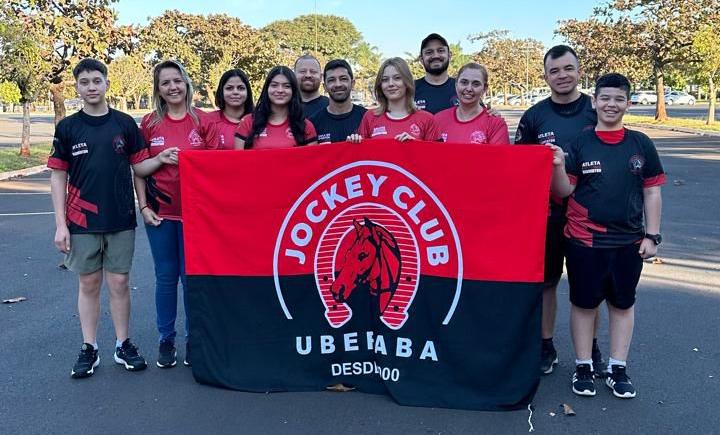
[1,111,719,435]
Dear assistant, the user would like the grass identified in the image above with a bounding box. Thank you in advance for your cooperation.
[0,144,51,173]
[624,114,720,133]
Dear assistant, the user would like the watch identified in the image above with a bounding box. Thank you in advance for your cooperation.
[645,233,662,245]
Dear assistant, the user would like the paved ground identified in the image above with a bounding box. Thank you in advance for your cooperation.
[0,112,719,434]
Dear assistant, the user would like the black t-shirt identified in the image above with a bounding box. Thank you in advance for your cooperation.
[48,109,146,234]
[565,129,665,248]
[414,77,458,114]
[310,104,367,144]
[514,93,597,221]
[301,95,330,118]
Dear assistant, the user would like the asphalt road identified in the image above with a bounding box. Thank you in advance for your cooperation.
[1,114,719,434]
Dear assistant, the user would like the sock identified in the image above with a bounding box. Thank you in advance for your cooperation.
[608,357,626,373]
[116,339,125,349]
[542,337,553,347]
[90,342,98,350]
[592,338,599,350]
[575,359,593,372]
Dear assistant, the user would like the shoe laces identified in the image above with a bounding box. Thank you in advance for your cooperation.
[610,366,630,383]
[78,346,95,363]
[122,341,139,358]
[575,364,594,380]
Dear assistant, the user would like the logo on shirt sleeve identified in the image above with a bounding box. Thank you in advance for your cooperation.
[71,142,88,156]
[537,131,556,145]
[581,160,602,174]
[628,155,644,174]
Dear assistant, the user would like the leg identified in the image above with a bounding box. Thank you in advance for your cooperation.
[105,271,130,343]
[571,304,597,360]
[607,303,634,361]
[541,284,557,339]
[145,220,182,342]
[78,270,103,344]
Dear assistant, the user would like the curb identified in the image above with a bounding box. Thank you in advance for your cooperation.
[0,164,49,181]
[625,122,720,137]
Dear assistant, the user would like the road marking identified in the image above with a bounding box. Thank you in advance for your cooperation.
[0,211,54,216]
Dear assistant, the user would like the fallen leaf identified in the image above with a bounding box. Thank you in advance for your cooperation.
[2,296,27,304]
[325,383,355,392]
[652,257,664,264]
[562,403,576,416]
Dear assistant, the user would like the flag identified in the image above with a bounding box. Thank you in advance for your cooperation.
[180,139,551,411]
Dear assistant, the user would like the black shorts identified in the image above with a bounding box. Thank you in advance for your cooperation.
[543,220,566,287]
[565,241,643,309]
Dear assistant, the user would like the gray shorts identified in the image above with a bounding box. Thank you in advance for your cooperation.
[65,230,135,275]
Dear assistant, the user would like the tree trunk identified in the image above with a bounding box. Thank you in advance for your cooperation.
[708,75,716,126]
[654,70,668,121]
[206,85,217,109]
[50,82,67,125]
[503,83,509,105]
[118,97,128,112]
[134,95,141,111]
[20,101,31,157]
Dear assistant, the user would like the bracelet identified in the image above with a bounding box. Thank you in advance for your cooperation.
[140,205,149,212]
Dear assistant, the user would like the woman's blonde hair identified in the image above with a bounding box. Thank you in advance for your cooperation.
[456,62,489,86]
[149,59,199,127]
[373,57,416,116]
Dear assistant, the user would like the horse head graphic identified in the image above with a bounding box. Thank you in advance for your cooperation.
[330,217,402,314]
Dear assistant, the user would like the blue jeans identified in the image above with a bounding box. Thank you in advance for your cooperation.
[145,220,188,343]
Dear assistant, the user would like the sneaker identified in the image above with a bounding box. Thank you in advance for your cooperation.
[71,343,99,379]
[572,363,596,396]
[183,342,191,367]
[540,341,558,374]
[592,342,606,378]
[114,339,147,371]
[606,365,636,398]
[156,340,177,368]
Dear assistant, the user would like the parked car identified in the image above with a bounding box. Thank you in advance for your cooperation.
[630,90,657,105]
[529,92,550,105]
[664,91,696,105]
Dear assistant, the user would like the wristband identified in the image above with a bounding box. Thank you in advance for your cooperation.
[140,205,149,212]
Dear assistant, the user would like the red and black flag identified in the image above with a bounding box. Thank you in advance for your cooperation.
[180,139,551,411]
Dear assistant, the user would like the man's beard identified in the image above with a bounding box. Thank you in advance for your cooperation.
[329,90,350,103]
[301,80,320,93]
[423,59,449,76]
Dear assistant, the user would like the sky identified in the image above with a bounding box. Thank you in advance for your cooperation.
[115,0,600,57]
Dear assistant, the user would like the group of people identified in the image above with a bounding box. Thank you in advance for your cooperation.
[49,31,663,402]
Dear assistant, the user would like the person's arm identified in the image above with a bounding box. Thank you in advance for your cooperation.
[234,136,246,150]
[133,176,162,226]
[639,185,662,259]
[548,144,576,198]
[487,118,511,145]
[132,148,179,177]
[50,170,70,253]
[513,111,534,144]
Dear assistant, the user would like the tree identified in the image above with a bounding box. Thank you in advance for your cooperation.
[693,26,720,125]
[471,31,544,104]
[6,0,135,124]
[0,22,48,156]
[0,82,22,107]
[593,0,719,121]
[555,18,651,86]
[107,54,151,111]
[262,14,362,62]
[141,11,279,105]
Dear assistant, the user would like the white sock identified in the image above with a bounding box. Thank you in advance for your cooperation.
[90,342,98,350]
[608,357,626,373]
[575,359,594,372]
[116,339,125,349]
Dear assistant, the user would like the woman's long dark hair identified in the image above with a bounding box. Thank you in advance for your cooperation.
[246,65,306,148]
[214,68,254,116]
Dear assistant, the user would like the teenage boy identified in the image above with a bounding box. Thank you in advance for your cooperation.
[549,73,665,399]
[515,45,602,375]
[310,59,367,144]
[50,59,172,378]
[414,33,458,114]
[295,54,329,118]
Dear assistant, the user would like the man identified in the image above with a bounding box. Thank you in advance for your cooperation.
[49,58,161,378]
[414,33,458,114]
[309,59,367,144]
[294,54,330,118]
[549,72,664,399]
[514,45,602,376]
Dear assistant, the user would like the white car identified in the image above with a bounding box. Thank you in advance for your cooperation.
[630,91,658,105]
[665,91,696,105]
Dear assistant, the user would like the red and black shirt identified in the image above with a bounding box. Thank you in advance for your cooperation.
[138,110,220,220]
[564,128,666,248]
[48,109,146,233]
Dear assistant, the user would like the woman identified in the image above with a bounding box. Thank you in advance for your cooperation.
[354,57,440,143]
[434,63,509,144]
[134,59,219,368]
[234,66,317,149]
[207,69,254,149]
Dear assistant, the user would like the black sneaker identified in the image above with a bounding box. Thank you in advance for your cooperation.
[157,340,177,368]
[183,342,191,367]
[540,341,558,374]
[606,365,636,398]
[114,339,147,371]
[71,343,99,379]
[592,341,606,378]
[572,363,596,396]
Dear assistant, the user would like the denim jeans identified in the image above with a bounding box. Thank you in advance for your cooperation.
[145,220,187,343]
